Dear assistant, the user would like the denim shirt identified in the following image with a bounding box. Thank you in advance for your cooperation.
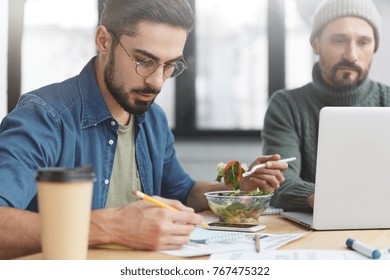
[0,57,195,211]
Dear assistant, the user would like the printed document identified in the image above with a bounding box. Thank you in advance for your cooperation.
[160,232,306,258]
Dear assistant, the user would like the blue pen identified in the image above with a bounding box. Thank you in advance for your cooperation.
[346,238,381,259]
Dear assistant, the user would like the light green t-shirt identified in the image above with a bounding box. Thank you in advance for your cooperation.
[105,117,141,208]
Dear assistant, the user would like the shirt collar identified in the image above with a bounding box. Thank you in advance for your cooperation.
[78,57,113,129]
[78,56,148,128]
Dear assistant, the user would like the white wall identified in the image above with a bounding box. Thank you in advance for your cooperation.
[0,0,8,120]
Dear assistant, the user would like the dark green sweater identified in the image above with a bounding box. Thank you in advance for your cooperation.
[263,62,390,211]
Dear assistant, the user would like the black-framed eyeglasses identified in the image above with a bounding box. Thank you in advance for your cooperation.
[110,31,187,79]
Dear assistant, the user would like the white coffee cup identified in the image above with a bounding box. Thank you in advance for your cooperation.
[36,165,95,260]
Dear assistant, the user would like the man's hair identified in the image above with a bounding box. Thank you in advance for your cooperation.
[100,0,194,37]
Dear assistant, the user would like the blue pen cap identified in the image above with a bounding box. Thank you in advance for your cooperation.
[346,238,354,248]
[371,250,382,260]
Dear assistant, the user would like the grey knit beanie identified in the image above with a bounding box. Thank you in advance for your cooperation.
[310,0,381,52]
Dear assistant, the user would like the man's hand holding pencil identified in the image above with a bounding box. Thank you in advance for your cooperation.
[94,191,205,251]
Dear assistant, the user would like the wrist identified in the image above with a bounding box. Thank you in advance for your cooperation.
[308,194,315,209]
[89,208,118,246]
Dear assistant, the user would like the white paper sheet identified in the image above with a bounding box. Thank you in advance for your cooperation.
[160,232,306,258]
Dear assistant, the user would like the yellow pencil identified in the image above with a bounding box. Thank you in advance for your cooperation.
[132,190,209,228]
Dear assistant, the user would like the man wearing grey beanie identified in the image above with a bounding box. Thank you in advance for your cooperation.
[262,0,390,211]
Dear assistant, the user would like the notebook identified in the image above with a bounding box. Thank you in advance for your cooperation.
[282,107,390,230]
[189,227,246,244]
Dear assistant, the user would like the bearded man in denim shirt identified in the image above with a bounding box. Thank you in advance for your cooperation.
[0,0,288,259]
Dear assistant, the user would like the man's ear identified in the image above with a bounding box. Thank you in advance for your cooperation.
[95,25,112,55]
[312,37,320,55]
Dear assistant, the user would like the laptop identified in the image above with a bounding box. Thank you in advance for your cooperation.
[282,107,390,230]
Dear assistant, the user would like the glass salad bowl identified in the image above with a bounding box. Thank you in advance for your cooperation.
[204,190,273,224]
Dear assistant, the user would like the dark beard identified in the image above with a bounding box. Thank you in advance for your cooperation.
[104,51,159,115]
[328,60,365,90]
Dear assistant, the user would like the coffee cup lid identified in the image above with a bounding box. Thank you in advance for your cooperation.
[36,165,95,182]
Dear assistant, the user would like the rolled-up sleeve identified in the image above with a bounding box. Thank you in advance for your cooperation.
[0,197,11,207]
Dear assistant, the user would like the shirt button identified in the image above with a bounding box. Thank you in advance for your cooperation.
[104,179,110,185]
[108,139,114,145]
[111,121,116,126]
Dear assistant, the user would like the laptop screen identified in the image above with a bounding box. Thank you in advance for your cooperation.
[283,107,390,230]
[312,107,390,230]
